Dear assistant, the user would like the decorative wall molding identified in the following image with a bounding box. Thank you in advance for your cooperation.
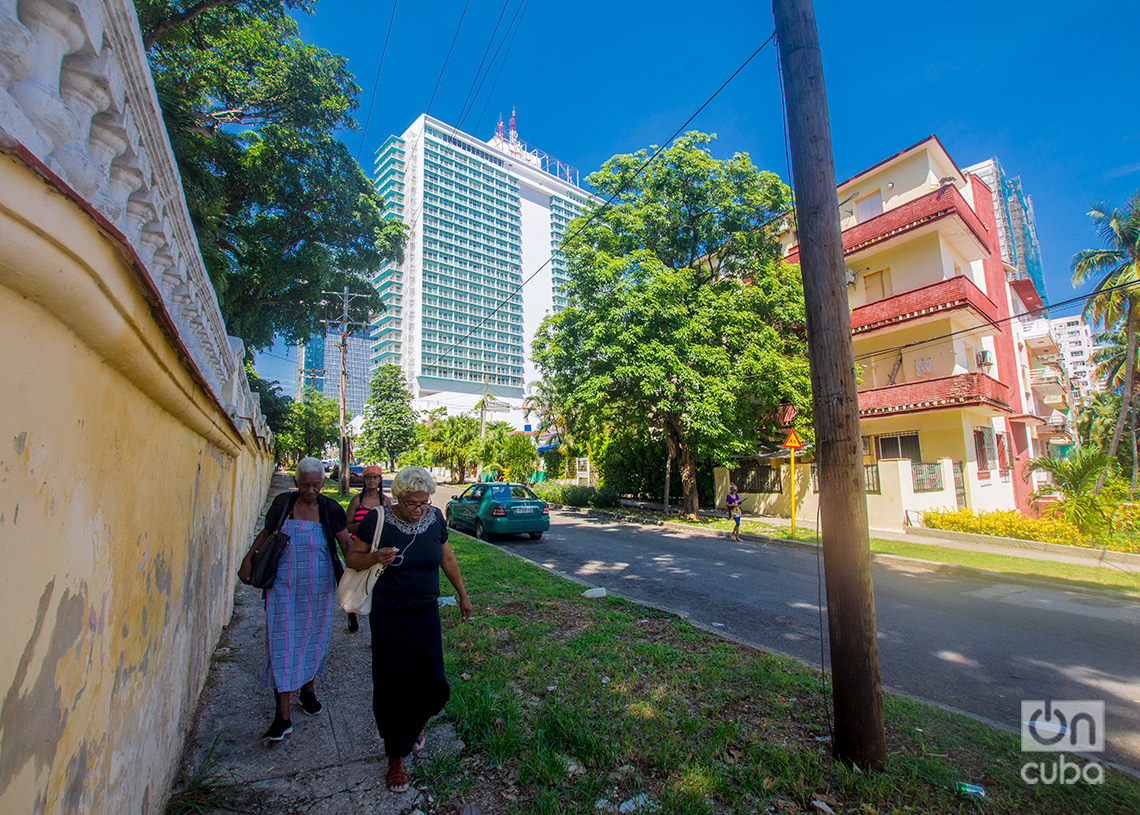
[0,0,268,442]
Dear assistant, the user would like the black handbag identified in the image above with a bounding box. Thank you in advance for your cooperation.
[249,505,290,589]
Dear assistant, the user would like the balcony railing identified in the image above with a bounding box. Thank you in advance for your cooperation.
[1020,318,1060,355]
[786,184,993,265]
[849,275,1001,336]
[859,372,1012,417]
[912,462,944,492]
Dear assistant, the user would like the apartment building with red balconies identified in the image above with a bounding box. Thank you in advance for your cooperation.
[779,136,1055,527]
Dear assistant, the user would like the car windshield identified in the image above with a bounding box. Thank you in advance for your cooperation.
[490,485,538,500]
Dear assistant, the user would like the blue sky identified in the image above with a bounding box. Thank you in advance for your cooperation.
[256,0,1140,391]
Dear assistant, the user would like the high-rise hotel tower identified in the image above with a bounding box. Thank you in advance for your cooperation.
[371,113,597,423]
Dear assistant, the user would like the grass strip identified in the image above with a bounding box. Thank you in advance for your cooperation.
[431,531,1140,815]
[580,506,1140,597]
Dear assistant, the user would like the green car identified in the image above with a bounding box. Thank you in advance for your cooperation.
[445,482,550,540]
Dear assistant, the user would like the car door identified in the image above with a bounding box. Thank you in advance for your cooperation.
[454,485,484,530]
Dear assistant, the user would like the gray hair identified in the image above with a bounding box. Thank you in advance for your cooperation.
[295,457,325,480]
[390,466,436,499]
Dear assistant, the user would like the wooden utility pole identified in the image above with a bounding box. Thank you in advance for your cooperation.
[773,0,886,769]
[322,287,369,496]
[476,374,489,482]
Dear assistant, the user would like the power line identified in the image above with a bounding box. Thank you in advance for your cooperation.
[453,0,513,132]
[356,0,399,161]
[849,277,1135,366]
[426,0,471,117]
[474,0,529,134]
[424,31,779,374]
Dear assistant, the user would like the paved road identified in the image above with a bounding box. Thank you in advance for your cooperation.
[432,485,1140,771]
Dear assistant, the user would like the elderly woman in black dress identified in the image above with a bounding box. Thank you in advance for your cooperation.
[345,465,473,793]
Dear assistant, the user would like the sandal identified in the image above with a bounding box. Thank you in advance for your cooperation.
[413,730,426,752]
[386,756,410,793]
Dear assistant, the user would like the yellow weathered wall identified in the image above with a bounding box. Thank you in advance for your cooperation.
[0,152,272,813]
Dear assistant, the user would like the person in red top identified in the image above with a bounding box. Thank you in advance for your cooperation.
[343,465,390,632]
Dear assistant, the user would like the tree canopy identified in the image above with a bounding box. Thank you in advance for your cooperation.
[427,415,479,483]
[136,0,404,349]
[533,133,809,513]
[277,386,338,462]
[244,360,292,436]
[1072,191,1140,477]
[356,365,418,468]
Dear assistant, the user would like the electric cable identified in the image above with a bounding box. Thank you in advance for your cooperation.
[426,0,472,117]
[814,496,834,744]
[849,277,1136,366]
[473,0,530,134]
[423,31,779,375]
[356,0,399,161]
[453,0,513,133]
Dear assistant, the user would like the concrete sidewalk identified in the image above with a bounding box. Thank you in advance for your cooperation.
[170,474,463,815]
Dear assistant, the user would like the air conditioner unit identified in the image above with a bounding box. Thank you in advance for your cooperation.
[976,350,993,368]
[844,268,857,286]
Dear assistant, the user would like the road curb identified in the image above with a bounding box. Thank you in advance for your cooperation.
[546,504,1140,601]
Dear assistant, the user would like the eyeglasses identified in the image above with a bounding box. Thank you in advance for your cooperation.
[399,499,432,510]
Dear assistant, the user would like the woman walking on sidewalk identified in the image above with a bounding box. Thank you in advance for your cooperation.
[726,482,743,541]
[344,464,391,632]
[346,466,473,794]
[238,457,354,742]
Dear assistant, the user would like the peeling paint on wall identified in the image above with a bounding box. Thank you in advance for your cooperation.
[0,154,273,814]
[0,582,84,798]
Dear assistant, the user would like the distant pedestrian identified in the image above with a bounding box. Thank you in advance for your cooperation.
[726,482,743,541]
[344,465,392,632]
[238,457,354,742]
[346,466,473,794]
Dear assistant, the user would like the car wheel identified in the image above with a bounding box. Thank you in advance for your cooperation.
[528,531,543,540]
[474,519,486,540]
[445,509,454,529]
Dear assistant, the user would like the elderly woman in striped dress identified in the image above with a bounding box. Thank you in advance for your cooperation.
[239,456,354,741]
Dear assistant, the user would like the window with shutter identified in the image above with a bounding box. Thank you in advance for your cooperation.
[856,190,884,222]
[974,427,996,473]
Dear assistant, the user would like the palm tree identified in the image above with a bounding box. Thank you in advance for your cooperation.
[1090,328,1140,486]
[1023,446,1122,535]
[1071,191,1140,484]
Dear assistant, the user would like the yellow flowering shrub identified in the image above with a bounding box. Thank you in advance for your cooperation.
[922,507,1140,553]
[921,508,1083,547]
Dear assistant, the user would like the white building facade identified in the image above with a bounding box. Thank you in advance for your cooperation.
[370,113,598,424]
[1051,316,1102,402]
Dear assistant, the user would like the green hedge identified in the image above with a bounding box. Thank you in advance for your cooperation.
[531,482,621,509]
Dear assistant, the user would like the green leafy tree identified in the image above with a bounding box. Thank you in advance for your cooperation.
[356,365,417,469]
[1089,328,1140,486]
[471,421,514,477]
[533,133,808,513]
[427,415,479,483]
[277,386,338,462]
[136,0,405,349]
[1071,192,1140,477]
[1024,446,1125,535]
[244,360,292,436]
[501,433,539,483]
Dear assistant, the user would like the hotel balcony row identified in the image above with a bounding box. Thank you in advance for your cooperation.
[858,372,1012,419]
